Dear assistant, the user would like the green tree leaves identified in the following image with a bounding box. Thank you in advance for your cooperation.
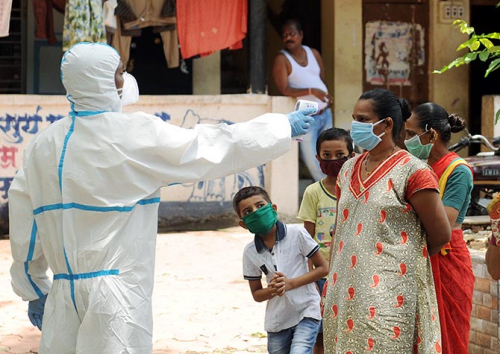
[434,18,500,77]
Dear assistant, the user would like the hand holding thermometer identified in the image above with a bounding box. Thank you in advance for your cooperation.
[294,100,319,142]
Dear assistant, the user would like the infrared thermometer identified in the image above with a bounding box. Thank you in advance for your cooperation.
[294,99,319,142]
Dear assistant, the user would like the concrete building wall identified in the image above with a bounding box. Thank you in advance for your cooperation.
[332,0,363,130]
[0,94,298,233]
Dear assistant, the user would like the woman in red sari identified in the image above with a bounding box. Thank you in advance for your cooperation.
[404,103,474,354]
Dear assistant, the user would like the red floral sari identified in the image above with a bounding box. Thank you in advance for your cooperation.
[430,152,474,354]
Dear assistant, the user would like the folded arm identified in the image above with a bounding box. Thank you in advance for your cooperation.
[248,279,276,302]
[273,250,328,295]
[410,189,451,256]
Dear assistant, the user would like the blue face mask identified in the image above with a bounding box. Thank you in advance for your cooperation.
[350,119,386,151]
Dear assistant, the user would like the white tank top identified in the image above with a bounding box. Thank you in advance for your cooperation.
[280,45,328,110]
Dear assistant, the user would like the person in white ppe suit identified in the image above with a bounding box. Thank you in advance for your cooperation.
[8,42,314,354]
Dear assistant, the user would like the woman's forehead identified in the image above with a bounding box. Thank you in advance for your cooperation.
[353,99,376,116]
[406,114,423,131]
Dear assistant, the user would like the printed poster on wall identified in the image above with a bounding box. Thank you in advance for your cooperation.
[365,21,425,86]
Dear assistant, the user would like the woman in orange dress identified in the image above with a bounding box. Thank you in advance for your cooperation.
[404,103,474,354]
[323,89,451,353]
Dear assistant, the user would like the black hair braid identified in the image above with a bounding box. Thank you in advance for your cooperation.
[448,114,466,133]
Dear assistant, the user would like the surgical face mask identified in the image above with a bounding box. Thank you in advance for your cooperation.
[319,157,348,177]
[242,203,278,236]
[117,72,139,107]
[350,119,386,151]
[405,130,433,160]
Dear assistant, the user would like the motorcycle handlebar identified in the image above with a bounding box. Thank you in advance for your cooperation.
[448,137,470,152]
[448,134,500,152]
[470,134,499,151]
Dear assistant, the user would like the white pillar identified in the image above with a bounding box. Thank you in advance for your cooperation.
[192,51,221,95]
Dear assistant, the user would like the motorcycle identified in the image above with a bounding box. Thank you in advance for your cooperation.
[448,132,500,216]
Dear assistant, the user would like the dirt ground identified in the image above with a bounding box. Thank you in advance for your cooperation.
[0,227,268,354]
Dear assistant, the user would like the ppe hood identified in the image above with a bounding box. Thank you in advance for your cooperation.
[61,43,122,114]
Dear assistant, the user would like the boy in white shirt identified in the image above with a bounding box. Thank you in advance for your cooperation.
[234,186,328,354]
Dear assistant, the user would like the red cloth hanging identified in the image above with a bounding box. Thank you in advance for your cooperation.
[176,0,247,59]
[33,0,66,44]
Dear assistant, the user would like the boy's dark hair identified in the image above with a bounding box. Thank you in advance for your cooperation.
[233,186,272,218]
[316,128,354,156]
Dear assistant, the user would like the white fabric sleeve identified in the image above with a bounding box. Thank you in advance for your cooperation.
[147,113,291,185]
[242,248,262,281]
[9,168,51,301]
[298,227,320,259]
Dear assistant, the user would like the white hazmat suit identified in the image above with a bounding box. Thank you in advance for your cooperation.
[9,43,293,353]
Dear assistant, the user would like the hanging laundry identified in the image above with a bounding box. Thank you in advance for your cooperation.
[32,0,65,44]
[112,0,179,68]
[103,0,118,33]
[111,16,132,69]
[120,0,175,30]
[0,0,13,37]
[176,0,247,59]
[63,0,107,51]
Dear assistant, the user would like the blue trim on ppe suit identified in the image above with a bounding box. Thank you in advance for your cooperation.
[24,221,44,298]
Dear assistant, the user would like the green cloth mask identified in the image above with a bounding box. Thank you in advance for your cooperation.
[242,203,278,236]
[405,132,433,160]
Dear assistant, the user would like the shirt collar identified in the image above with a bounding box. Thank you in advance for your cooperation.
[254,221,286,253]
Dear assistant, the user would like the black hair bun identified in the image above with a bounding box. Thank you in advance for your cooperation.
[448,114,466,133]
[398,98,411,122]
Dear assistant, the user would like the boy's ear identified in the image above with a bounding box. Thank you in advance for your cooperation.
[349,152,355,158]
[239,220,248,230]
[315,154,321,162]
[272,204,278,212]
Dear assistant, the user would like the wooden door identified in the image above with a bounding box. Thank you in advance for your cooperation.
[362,0,429,107]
